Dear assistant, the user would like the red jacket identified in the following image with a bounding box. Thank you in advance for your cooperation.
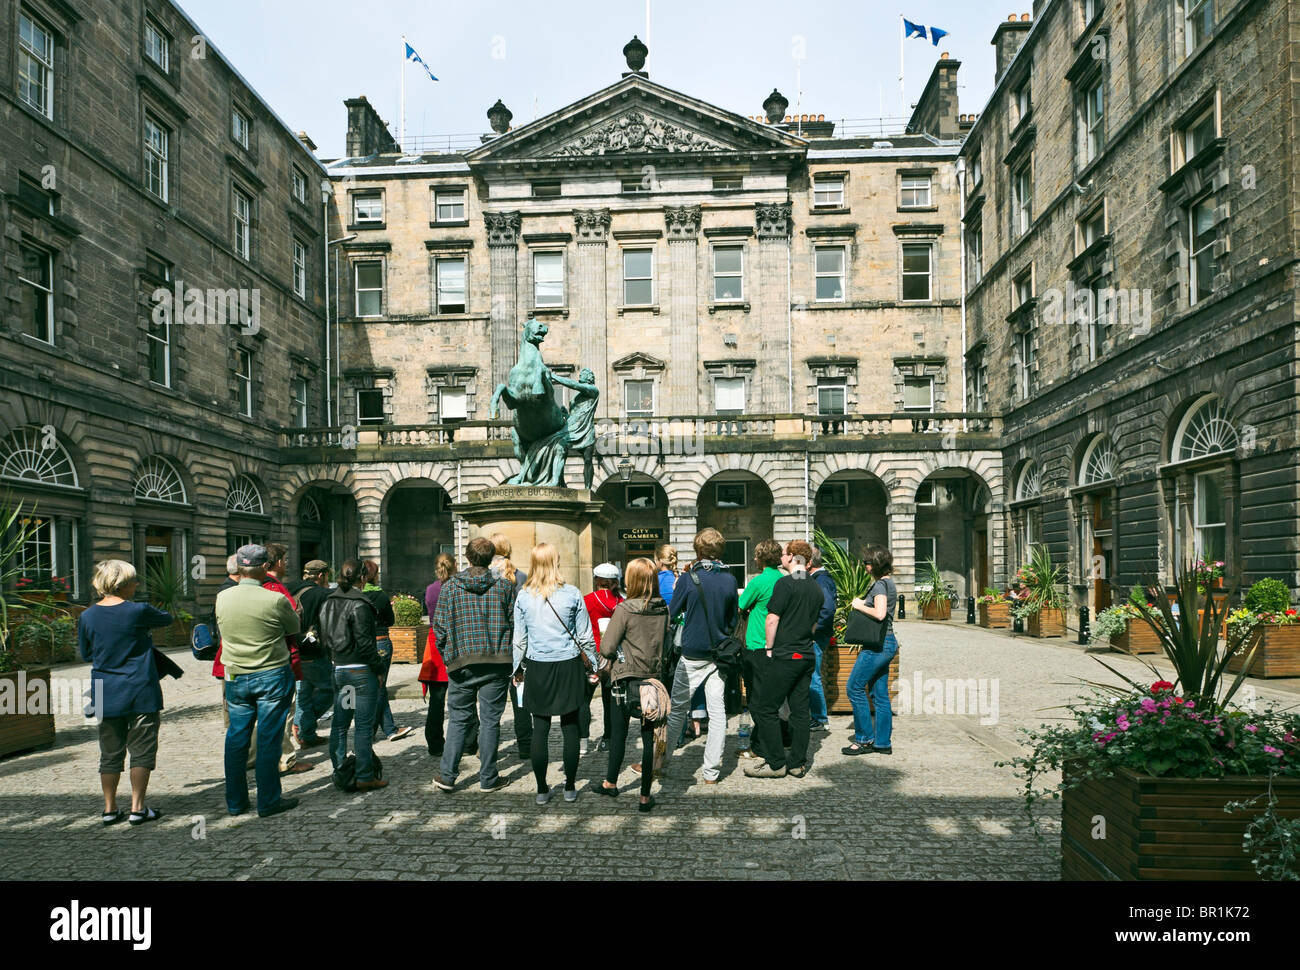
[584,588,624,651]
[211,575,303,681]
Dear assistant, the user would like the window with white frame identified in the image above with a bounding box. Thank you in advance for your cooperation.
[1083,271,1109,361]
[433,187,466,222]
[291,168,307,204]
[624,379,654,418]
[901,243,932,301]
[1082,0,1100,25]
[722,539,748,589]
[1184,0,1214,57]
[436,257,466,313]
[716,483,747,508]
[626,484,656,509]
[813,176,844,208]
[915,536,937,564]
[439,386,467,422]
[1078,75,1105,165]
[900,174,932,208]
[968,221,983,283]
[621,178,651,193]
[147,291,171,388]
[815,246,845,302]
[916,481,936,505]
[18,242,54,344]
[817,378,846,415]
[235,348,253,417]
[713,246,743,302]
[353,192,383,224]
[1014,269,1034,307]
[1079,206,1106,251]
[903,376,933,411]
[969,150,982,190]
[1176,105,1217,169]
[356,388,385,425]
[714,376,745,415]
[232,107,251,148]
[623,250,653,305]
[354,260,383,316]
[1013,159,1033,236]
[293,239,308,298]
[232,187,252,259]
[1188,190,1217,305]
[1173,395,1238,461]
[144,114,169,202]
[819,482,848,507]
[533,251,563,307]
[1019,327,1036,399]
[18,11,54,118]
[1014,77,1032,125]
[291,377,309,428]
[1194,468,1225,561]
[144,18,169,71]
[712,176,742,191]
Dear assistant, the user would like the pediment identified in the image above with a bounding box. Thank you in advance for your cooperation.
[467,75,805,166]
[611,351,666,372]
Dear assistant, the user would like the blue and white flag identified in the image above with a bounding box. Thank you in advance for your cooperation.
[405,42,438,82]
[903,17,950,46]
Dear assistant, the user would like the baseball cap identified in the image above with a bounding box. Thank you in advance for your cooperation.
[304,559,329,575]
[236,544,269,568]
[593,562,621,580]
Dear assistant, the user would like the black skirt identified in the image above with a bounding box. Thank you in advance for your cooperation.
[522,655,586,716]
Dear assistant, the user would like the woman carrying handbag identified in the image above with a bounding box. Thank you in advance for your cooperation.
[842,547,899,756]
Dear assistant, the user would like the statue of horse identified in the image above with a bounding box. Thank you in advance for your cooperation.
[490,318,570,485]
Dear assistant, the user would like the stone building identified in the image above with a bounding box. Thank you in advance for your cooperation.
[0,0,328,605]
[303,40,1002,598]
[961,1,1300,617]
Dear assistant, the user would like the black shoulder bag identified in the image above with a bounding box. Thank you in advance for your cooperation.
[844,581,889,649]
[688,570,743,675]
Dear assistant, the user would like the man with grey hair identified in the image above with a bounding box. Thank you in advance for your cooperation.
[808,544,837,732]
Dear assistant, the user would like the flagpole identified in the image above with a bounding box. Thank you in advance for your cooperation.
[899,15,905,118]
[400,34,407,152]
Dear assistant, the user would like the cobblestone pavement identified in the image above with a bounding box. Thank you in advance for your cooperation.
[1,621,1294,880]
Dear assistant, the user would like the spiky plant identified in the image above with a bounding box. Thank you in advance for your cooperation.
[813,529,875,643]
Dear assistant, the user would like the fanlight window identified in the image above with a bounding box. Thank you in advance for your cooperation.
[1173,396,1238,462]
[299,495,322,522]
[1016,461,1042,500]
[1079,436,1117,486]
[227,475,264,515]
[0,426,79,488]
[134,456,187,503]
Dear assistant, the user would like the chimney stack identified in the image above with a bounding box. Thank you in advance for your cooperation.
[344,96,399,158]
[992,13,1033,84]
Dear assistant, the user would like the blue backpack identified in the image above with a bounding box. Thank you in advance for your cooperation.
[191,623,218,661]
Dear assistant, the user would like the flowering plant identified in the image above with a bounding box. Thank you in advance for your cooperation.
[15,576,35,590]
[975,588,1008,606]
[1191,558,1225,590]
[49,575,69,593]
[1226,578,1298,645]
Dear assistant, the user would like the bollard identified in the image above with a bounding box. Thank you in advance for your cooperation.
[1078,605,1091,645]
[1012,612,1024,634]
[966,596,976,624]
[897,593,906,619]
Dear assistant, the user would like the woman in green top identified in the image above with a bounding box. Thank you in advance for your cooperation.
[737,539,784,762]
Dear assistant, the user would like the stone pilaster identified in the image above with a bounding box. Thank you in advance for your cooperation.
[485,211,521,393]
[772,508,809,546]
[667,506,698,554]
[755,202,792,413]
[665,205,701,415]
[887,505,916,596]
[358,502,383,567]
[574,209,611,417]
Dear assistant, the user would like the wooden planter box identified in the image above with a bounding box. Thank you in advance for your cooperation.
[920,599,951,620]
[1111,619,1163,655]
[388,624,428,664]
[822,642,899,715]
[1061,766,1300,880]
[0,667,56,758]
[1226,624,1300,678]
[977,602,1011,629]
[1027,607,1066,638]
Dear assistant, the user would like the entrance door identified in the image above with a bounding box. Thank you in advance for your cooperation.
[622,541,657,580]
[1091,494,1113,612]
[974,527,988,594]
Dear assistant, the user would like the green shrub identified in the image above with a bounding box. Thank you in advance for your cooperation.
[1244,578,1291,616]
[391,594,424,626]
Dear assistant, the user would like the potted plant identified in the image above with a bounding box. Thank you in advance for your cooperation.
[1192,558,1225,592]
[0,496,56,757]
[144,556,194,647]
[1226,578,1300,678]
[915,558,951,620]
[1012,544,1066,637]
[388,593,427,664]
[976,588,1011,629]
[1003,566,1300,881]
[1092,590,1165,655]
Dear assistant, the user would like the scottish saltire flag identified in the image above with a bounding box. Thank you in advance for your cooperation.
[904,18,950,46]
[928,26,948,45]
[406,42,438,81]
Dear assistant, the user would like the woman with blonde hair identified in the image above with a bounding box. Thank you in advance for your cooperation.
[421,552,458,756]
[655,544,678,602]
[512,543,602,804]
[490,533,527,589]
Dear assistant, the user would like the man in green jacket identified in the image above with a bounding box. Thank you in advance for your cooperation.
[737,539,784,762]
[216,544,301,818]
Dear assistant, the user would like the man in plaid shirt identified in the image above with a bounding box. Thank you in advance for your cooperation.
[432,536,516,792]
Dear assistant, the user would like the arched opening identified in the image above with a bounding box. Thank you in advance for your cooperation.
[696,471,774,588]
[595,472,670,577]
[1075,433,1119,614]
[0,425,88,601]
[296,483,358,574]
[914,468,992,599]
[814,471,888,560]
[382,479,454,598]
[226,473,271,554]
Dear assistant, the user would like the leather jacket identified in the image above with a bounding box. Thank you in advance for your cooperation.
[319,587,381,671]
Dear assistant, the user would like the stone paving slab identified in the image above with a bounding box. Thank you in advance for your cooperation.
[1,620,1293,880]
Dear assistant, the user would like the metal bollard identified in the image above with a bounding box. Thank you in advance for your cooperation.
[1012,612,1024,633]
[966,596,976,624]
[1078,606,1091,645]
[897,593,906,619]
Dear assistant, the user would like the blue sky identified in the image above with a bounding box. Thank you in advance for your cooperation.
[179,0,1011,158]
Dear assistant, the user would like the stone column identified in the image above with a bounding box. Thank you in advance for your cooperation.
[574,209,611,418]
[887,505,916,596]
[667,506,697,554]
[989,501,1009,590]
[1175,471,1195,577]
[665,205,701,415]
[772,508,808,546]
[755,202,792,413]
[357,501,383,569]
[485,211,521,394]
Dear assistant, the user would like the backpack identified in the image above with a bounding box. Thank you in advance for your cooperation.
[332,752,383,792]
[190,623,218,661]
[688,570,744,676]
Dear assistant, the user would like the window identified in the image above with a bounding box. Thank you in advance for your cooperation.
[439,386,467,422]
[814,176,845,208]
[1013,160,1033,236]
[235,348,253,416]
[968,221,983,283]
[915,536,937,564]
[144,116,169,202]
[227,475,264,515]
[147,256,171,387]
[17,12,54,118]
[291,168,307,205]
[713,247,743,302]
[715,377,745,415]
[1079,206,1106,250]
[901,244,932,301]
[900,175,932,208]
[353,193,383,224]
[1082,0,1100,25]
[716,483,747,508]
[291,377,309,428]
[819,482,849,507]
[969,150,982,190]
[624,379,654,417]
[1188,191,1217,305]
[1079,436,1117,485]
[18,172,53,215]
[1174,396,1238,461]
[626,484,656,509]
[0,426,79,489]
[1019,328,1036,399]
[713,176,742,191]
[1079,76,1105,165]
[1013,77,1032,126]
[232,107,251,148]
[903,377,933,411]
[531,181,561,198]
[1184,0,1214,57]
[354,260,383,316]
[621,178,651,193]
[18,243,54,344]
[1016,462,1042,501]
[1014,270,1035,307]
[623,250,654,306]
[817,379,846,415]
[144,19,169,72]
[432,257,466,314]
[356,389,384,425]
[434,188,466,221]
[1193,469,1225,561]
[533,252,563,307]
[1083,272,1110,360]
[1176,106,1217,169]
[815,246,845,302]
[293,239,308,298]
[722,540,748,589]
[916,482,936,505]
[232,187,252,259]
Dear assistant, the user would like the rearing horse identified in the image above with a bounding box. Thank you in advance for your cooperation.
[490,318,568,481]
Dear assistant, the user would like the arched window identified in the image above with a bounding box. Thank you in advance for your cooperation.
[0,425,80,488]
[1079,435,1117,486]
[299,495,321,521]
[1172,395,1237,462]
[134,456,188,504]
[226,475,264,515]
[1016,460,1042,500]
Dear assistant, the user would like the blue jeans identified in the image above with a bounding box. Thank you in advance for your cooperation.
[224,665,296,814]
[373,637,397,737]
[846,633,899,747]
[809,635,830,725]
[441,664,510,788]
[295,658,335,740]
[330,666,380,783]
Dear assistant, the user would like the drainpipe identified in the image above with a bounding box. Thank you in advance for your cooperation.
[786,213,794,413]
[321,181,331,425]
[956,156,968,433]
[804,450,810,539]
[327,232,358,425]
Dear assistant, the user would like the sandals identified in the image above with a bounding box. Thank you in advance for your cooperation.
[101,809,127,826]
[842,742,874,756]
[597,783,619,798]
[128,807,163,826]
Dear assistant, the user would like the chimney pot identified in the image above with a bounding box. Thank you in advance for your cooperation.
[1021,12,1031,20]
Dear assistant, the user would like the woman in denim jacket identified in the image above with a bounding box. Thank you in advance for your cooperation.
[512,543,602,804]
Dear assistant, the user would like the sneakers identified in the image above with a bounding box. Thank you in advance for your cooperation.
[257,797,299,818]
[597,738,609,752]
[536,787,557,805]
[356,778,389,792]
[563,787,579,803]
[738,749,760,760]
[432,775,455,792]
[479,778,509,793]
[743,762,787,778]
[580,739,589,756]
[387,726,414,742]
[810,722,830,734]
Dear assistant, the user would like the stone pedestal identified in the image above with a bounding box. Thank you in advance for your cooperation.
[453,487,613,594]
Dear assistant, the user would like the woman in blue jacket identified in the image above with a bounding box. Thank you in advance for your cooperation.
[77,559,173,826]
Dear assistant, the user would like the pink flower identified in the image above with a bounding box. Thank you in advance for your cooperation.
[1184,700,1194,709]
[1244,724,1258,733]
[1264,746,1283,757]
[1140,698,1157,713]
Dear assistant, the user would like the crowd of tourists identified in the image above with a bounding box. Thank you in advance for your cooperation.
[75,529,899,823]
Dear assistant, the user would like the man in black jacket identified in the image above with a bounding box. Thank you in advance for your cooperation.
[294,561,334,746]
